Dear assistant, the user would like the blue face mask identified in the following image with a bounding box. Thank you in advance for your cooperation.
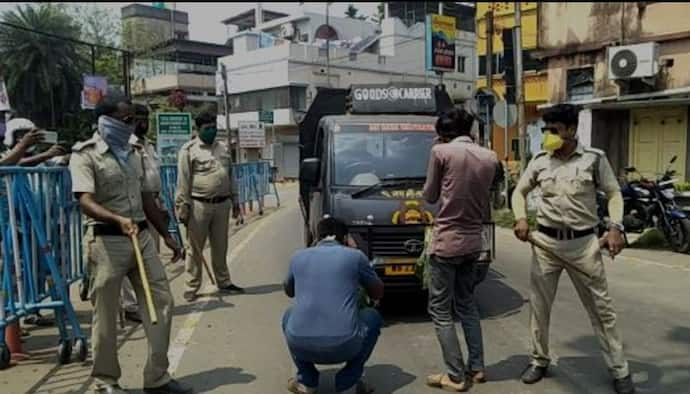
[99,116,134,165]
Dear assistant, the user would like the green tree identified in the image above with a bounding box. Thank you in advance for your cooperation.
[345,4,367,20]
[66,4,124,88]
[0,3,84,128]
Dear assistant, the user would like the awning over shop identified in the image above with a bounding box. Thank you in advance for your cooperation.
[537,86,690,111]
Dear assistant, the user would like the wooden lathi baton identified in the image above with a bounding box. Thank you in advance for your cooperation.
[527,233,609,281]
[131,234,158,325]
[187,231,216,286]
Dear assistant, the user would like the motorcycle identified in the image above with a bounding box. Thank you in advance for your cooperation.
[615,156,690,253]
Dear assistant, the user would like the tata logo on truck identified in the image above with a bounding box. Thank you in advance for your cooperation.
[353,87,433,102]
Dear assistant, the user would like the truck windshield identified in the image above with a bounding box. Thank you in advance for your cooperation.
[333,127,435,186]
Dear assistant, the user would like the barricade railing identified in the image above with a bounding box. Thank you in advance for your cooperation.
[0,167,87,369]
[159,161,280,226]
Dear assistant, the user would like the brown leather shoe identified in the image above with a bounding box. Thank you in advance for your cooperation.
[426,374,470,392]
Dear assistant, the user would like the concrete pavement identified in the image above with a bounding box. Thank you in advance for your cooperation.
[2,184,689,393]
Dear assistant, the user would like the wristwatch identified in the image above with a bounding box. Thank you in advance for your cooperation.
[608,222,625,233]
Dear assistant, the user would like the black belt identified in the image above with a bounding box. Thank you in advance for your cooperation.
[537,225,595,241]
[192,195,231,204]
[93,221,148,237]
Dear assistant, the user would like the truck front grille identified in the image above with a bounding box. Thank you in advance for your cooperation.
[350,225,426,258]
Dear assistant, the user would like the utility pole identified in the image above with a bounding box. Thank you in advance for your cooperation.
[485,9,494,91]
[170,2,176,40]
[220,63,238,163]
[514,2,527,172]
[326,2,331,87]
[485,7,494,150]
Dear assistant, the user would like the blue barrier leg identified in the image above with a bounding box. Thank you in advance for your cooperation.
[16,177,86,343]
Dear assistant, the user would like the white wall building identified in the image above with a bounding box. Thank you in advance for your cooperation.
[217,5,477,179]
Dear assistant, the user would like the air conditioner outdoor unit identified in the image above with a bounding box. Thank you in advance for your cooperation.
[607,42,659,80]
[279,23,295,40]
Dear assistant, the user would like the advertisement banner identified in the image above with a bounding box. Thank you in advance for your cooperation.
[425,14,456,72]
[81,75,108,110]
[0,77,10,112]
[156,112,192,165]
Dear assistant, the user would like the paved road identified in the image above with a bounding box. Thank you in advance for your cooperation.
[3,185,689,393]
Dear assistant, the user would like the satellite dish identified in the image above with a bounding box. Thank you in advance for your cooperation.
[611,49,637,77]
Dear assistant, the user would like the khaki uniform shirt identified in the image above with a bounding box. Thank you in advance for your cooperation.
[175,138,237,208]
[516,144,620,231]
[69,133,156,226]
[130,134,161,193]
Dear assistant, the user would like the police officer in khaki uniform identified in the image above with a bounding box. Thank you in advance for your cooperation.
[175,112,242,302]
[511,104,635,394]
[120,104,166,323]
[70,94,191,394]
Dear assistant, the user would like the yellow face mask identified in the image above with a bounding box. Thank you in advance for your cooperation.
[543,133,564,153]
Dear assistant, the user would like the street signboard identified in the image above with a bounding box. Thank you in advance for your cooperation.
[493,100,517,128]
[259,110,274,124]
[425,13,456,72]
[156,112,192,165]
[238,121,266,149]
[350,83,437,114]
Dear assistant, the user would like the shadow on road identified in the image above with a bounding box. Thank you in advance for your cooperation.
[243,283,284,295]
[173,297,235,316]
[558,334,690,394]
[320,363,416,393]
[378,268,526,326]
[484,354,530,382]
[475,269,527,320]
[178,366,257,392]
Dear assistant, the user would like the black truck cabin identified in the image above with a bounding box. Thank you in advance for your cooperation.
[298,83,494,293]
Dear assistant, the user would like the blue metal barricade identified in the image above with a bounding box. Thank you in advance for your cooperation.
[160,161,279,210]
[159,165,184,248]
[0,167,86,369]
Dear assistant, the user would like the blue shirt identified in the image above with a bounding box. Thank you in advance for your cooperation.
[284,240,380,345]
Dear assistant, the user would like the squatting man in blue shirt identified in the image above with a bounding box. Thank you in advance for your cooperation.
[282,217,384,394]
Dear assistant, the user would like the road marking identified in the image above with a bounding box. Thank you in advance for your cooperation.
[616,255,690,272]
[167,211,281,375]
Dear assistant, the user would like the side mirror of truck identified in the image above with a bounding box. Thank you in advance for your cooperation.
[300,158,321,186]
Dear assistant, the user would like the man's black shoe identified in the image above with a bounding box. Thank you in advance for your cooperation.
[144,379,193,394]
[219,284,245,294]
[521,365,548,384]
[614,374,635,394]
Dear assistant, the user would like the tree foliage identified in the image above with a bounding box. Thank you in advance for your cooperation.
[0,3,85,128]
[345,4,367,20]
[66,4,124,88]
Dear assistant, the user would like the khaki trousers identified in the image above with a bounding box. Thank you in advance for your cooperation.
[529,231,629,379]
[120,222,160,313]
[184,199,232,294]
[86,228,173,388]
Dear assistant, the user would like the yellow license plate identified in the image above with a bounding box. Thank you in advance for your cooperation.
[385,264,416,276]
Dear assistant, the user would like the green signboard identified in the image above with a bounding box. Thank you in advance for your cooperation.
[157,112,192,165]
[259,110,274,124]
[157,112,192,135]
